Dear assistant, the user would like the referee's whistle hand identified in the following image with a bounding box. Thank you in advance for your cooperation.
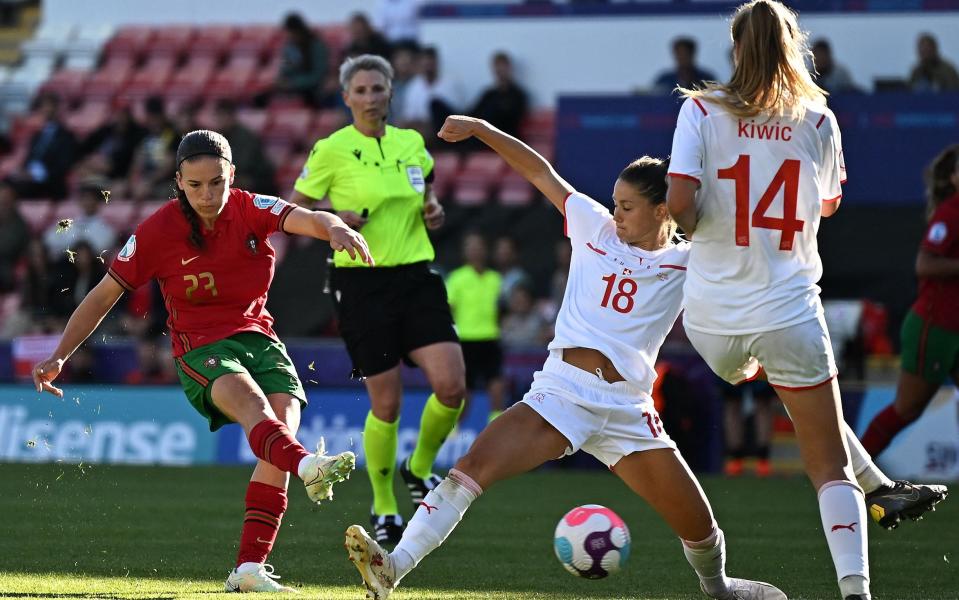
[423,199,445,230]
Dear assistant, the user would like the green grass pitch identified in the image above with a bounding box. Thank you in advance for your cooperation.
[0,463,954,599]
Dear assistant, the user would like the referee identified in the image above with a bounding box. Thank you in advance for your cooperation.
[290,54,465,546]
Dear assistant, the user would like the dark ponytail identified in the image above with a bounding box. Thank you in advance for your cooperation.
[174,129,233,250]
[925,144,959,221]
[618,156,670,205]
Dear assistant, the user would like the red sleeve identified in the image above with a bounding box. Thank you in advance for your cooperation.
[108,222,158,291]
[921,203,959,256]
[232,189,296,238]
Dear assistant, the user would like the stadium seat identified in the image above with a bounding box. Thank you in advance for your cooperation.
[136,200,168,223]
[9,112,43,146]
[103,25,155,60]
[520,109,556,144]
[309,109,348,140]
[20,22,75,60]
[452,174,492,207]
[189,25,235,60]
[263,139,294,170]
[119,55,176,102]
[461,152,507,180]
[204,61,258,101]
[39,68,89,103]
[82,55,136,101]
[431,152,460,185]
[498,172,536,207]
[64,99,111,137]
[150,25,194,60]
[100,200,138,231]
[232,25,281,60]
[317,25,349,56]
[236,108,268,135]
[17,200,54,234]
[267,107,315,142]
[275,154,307,193]
[165,56,217,101]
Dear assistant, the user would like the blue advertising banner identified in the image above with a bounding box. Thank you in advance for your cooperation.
[0,385,490,469]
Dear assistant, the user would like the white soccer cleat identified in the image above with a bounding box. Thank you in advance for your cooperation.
[298,438,356,504]
[704,578,788,600]
[224,562,298,593]
[345,524,397,600]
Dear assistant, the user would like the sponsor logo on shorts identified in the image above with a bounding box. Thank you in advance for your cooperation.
[204,356,220,369]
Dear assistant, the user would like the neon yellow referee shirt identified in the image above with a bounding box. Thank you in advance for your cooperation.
[446,265,502,341]
[294,124,435,268]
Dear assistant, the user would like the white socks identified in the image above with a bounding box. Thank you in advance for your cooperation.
[843,423,893,494]
[681,526,731,597]
[818,480,869,597]
[391,469,483,582]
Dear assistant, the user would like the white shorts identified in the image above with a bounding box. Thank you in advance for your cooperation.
[685,314,838,390]
[519,353,676,467]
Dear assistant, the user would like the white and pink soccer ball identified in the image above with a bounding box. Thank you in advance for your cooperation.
[553,504,631,579]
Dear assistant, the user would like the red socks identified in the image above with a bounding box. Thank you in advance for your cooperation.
[248,419,311,475]
[236,481,287,566]
[861,404,911,457]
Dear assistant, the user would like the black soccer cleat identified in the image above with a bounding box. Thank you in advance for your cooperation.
[866,480,948,530]
[844,595,869,600]
[370,511,405,547]
[399,457,442,507]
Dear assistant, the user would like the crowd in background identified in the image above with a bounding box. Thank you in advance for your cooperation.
[0,9,953,409]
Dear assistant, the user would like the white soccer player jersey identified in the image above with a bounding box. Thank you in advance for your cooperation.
[549,192,690,394]
[668,93,845,335]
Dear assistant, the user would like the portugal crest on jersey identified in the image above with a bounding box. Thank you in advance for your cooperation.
[117,235,136,262]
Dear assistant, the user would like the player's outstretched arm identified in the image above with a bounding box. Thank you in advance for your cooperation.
[33,274,126,397]
[283,206,374,265]
[438,115,575,214]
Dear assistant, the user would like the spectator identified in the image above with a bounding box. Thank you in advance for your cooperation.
[274,12,330,107]
[75,104,147,182]
[52,240,106,319]
[811,39,858,94]
[0,181,29,293]
[492,235,530,304]
[43,177,118,256]
[909,33,959,92]
[346,12,392,60]
[19,239,61,333]
[126,96,177,202]
[548,238,571,313]
[402,46,463,137]
[6,92,76,200]
[721,380,776,477]
[212,99,277,195]
[652,37,716,93]
[374,0,425,46]
[470,51,529,138]
[445,232,507,422]
[500,284,549,348]
[388,42,419,125]
[172,100,202,138]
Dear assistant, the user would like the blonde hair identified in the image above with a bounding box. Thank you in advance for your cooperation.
[682,0,825,119]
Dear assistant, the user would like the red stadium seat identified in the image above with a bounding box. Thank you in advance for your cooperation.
[461,152,507,179]
[498,172,536,206]
[520,109,556,143]
[452,174,492,206]
[103,25,155,60]
[119,55,177,102]
[9,113,44,146]
[317,25,349,55]
[189,25,236,60]
[263,139,293,169]
[232,25,281,60]
[100,200,138,231]
[39,69,89,103]
[151,25,195,60]
[165,59,216,101]
[266,107,315,141]
[83,55,137,102]
[309,109,348,140]
[64,100,111,137]
[205,64,257,102]
[275,153,307,192]
[18,200,54,234]
[236,109,268,135]
[431,152,460,184]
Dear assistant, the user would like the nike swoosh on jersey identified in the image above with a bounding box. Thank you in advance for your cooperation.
[181,256,200,265]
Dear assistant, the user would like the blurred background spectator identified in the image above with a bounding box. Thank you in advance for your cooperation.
[212,99,276,195]
[75,104,146,183]
[0,181,29,293]
[910,33,959,92]
[125,96,176,202]
[500,284,550,349]
[493,235,531,304]
[345,12,391,59]
[374,0,424,46]
[812,39,858,94]
[388,42,419,125]
[270,13,331,107]
[402,46,463,139]
[721,380,776,478]
[470,51,528,138]
[5,92,75,199]
[652,37,716,93]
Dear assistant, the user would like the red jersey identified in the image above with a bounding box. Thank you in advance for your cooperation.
[912,193,959,332]
[109,189,296,356]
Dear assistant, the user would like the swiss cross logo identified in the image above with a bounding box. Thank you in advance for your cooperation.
[622,268,633,275]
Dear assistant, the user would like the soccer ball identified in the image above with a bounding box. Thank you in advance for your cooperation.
[553,504,630,579]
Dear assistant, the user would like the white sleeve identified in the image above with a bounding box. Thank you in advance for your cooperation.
[818,109,846,203]
[563,192,612,242]
[668,97,706,184]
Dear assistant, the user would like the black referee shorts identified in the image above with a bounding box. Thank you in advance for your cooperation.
[461,340,503,389]
[330,262,459,378]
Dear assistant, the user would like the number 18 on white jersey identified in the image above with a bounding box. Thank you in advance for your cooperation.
[668,94,846,335]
